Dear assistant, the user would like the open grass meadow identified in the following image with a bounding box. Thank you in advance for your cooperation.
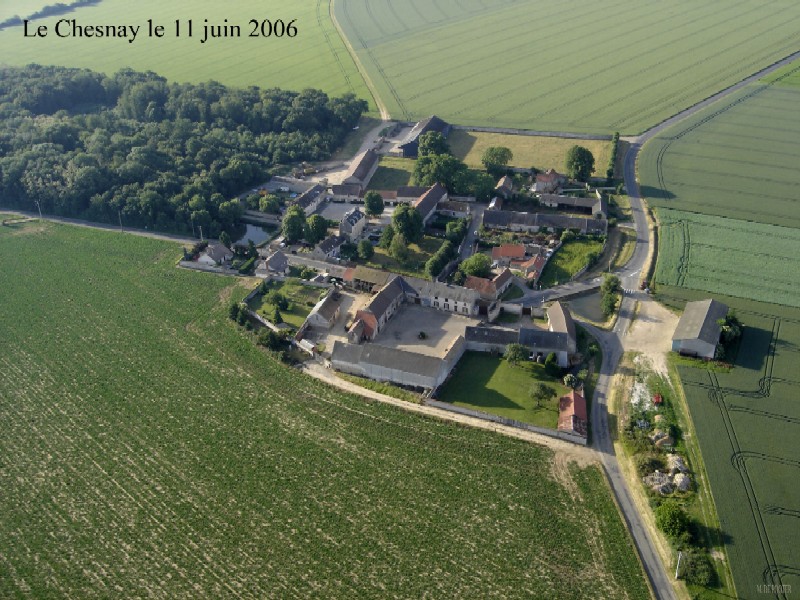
[438,352,571,429]
[334,0,800,133]
[448,130,612,173]
[0,220,651,598]
[655,287,800,599]
[249,278,323,328]
[0,0,373,106]
[639,62,800,229]
[366,156,415,190]
[655,208,800,308]
[538,237,604,289]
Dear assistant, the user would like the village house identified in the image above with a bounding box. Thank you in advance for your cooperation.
[393,115,451,158]
[495,175,514,199]
[539,193,607,219]
[348,276,406,342]
[256,250,289,277]
[313,234,346,260]
[511,254,548,284]
[558,389,588,438]
[482,209,607,235]
[464,269,514,301]
[342,149,379,191]
[671,298,729,359]
[532,169,568,193]
[339,208,366,241]
[488,197,503,211]
[436,200,471,219]
[292,184,326,216]
[198,242,233,267]
[544,301,577,366]
[329,183,362,201]
[344,265,393,292]
[414,183,448,225]
[396,186,429,204]
[491,243,526,266]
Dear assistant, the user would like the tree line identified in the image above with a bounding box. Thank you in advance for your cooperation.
[0,64,367,236]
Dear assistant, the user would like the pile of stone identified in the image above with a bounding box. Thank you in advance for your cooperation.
[642,454,692,495]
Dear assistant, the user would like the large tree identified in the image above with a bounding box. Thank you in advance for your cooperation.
[481,146,513,175]
[304,214,329,245]
[459,253,491,278]
[414,153,467,189]
[530,382,557,408]
[418,131,451,157]
[281,205,306,243]
[357,239,374,260]
[391,203,424,243]
[389,233,410,263]
[504,343,528,365]
[565,145,595,181]
[363,190,384,218]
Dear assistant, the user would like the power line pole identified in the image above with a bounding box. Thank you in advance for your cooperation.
[675,550,683,580]
[199,225,204,242]
[118,210,123,232]
[34,200,43,220]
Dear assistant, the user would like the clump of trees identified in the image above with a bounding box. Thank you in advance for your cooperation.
[565,145,595,181]
[457,253,491,279]
[363,191,384,218]
[391,204,424,244]
[601,274,622,319]
[481,146,513,176]
[424,240,456,280]
[0,64,367,236]
[606,132,619,182]
[412,132,497,201]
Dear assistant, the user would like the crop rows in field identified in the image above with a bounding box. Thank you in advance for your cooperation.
[640,67,800,228]
[335,0,800,133]
[655,208,800,308]
[0,0,372,105]
[0,222,649,598]
[656,287,800,598]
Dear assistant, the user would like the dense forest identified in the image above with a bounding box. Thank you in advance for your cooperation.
[0,65,367,235]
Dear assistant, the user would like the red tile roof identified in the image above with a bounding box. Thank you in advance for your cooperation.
[491,244,526,260]
[464,275,496,298]
[558,390,587,436]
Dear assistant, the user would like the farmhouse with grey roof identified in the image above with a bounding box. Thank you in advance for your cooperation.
[539,193,608,219]
[414,183,448,225]
[672,299,728,359]
[292,184,326,216]
[482,209,607,235]
[339,208,366,241]
[395,115,451,158]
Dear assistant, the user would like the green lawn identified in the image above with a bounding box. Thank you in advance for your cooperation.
[0,220,650,598]
[439,352,571,429]
[335,0,800,133]
[249,279,323,328]
[367,235,444,277]
[0,0,373,106]
[449,130,612,173]
[366,156,416,189]
[539,238,604,288]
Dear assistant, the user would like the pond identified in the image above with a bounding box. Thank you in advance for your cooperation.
[232,223,276,246]
[567,292,605,323]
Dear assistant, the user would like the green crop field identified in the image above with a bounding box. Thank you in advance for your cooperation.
[448,130,612,173]
[655,209,800,308]
[656,287,800,599]
[642,58,800,599]
[334,0,800,133]
[0,0,373,106]
[0,220,650,598]
[640,61,800,228]
[438,352,571,429]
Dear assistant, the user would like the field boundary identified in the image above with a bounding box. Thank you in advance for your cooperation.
[452,125,612,141]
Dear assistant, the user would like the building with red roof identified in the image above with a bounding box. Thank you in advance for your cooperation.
[558,389,587,438]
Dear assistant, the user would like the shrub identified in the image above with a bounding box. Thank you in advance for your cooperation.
[228,302,241,321]
[544,352,560,377]
[682,550,714,587]
[635,453,666,477]
[655,500,691,542]
[238,257,256,275]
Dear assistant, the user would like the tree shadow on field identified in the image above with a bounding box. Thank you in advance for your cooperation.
[639,184,676,201]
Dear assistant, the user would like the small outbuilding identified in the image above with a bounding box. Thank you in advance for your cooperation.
[671,299,728,359]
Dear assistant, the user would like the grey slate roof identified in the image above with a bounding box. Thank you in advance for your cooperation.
[402,276,480,305]
[547,301,576,342]
[414,183,447,218]
[399,116,451,150]
[673,299,728,344]
[332,340,443,379]
[295,184,325,209]
[343,208,365,227]
[206,243,233,264]
[311,294,339,321]
[482,209,606,234]
[540,193,607,216]
[331,183,362,196]
[518,327,572,353]
[317,234,346,254]
[396,186,429,199]
[365,276,405,321]
[266,250,288,271]
[345,149,379,183]
[465,326,519,346]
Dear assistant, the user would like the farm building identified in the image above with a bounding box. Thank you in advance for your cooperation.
[396,186,429,203]
[512,254,548,284]
[344,265,394,292]
[464,269,514,301]
[198,243,233,267]
[348,276,406,342]
[464,326,519,353]
[671,299,729,359]
[342,149,379,190]
[558,389,588,438]
[437,200,470,219]
[329,183,362,201]
[539,193,607,219]
[482,209,607,235]
[331,338,465,390]
[533,169,568,193]
[306,293,340,329]
[394,115,451,158]
[339,208,366,241]
[546,301,577,365]
[414,183,448,225]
